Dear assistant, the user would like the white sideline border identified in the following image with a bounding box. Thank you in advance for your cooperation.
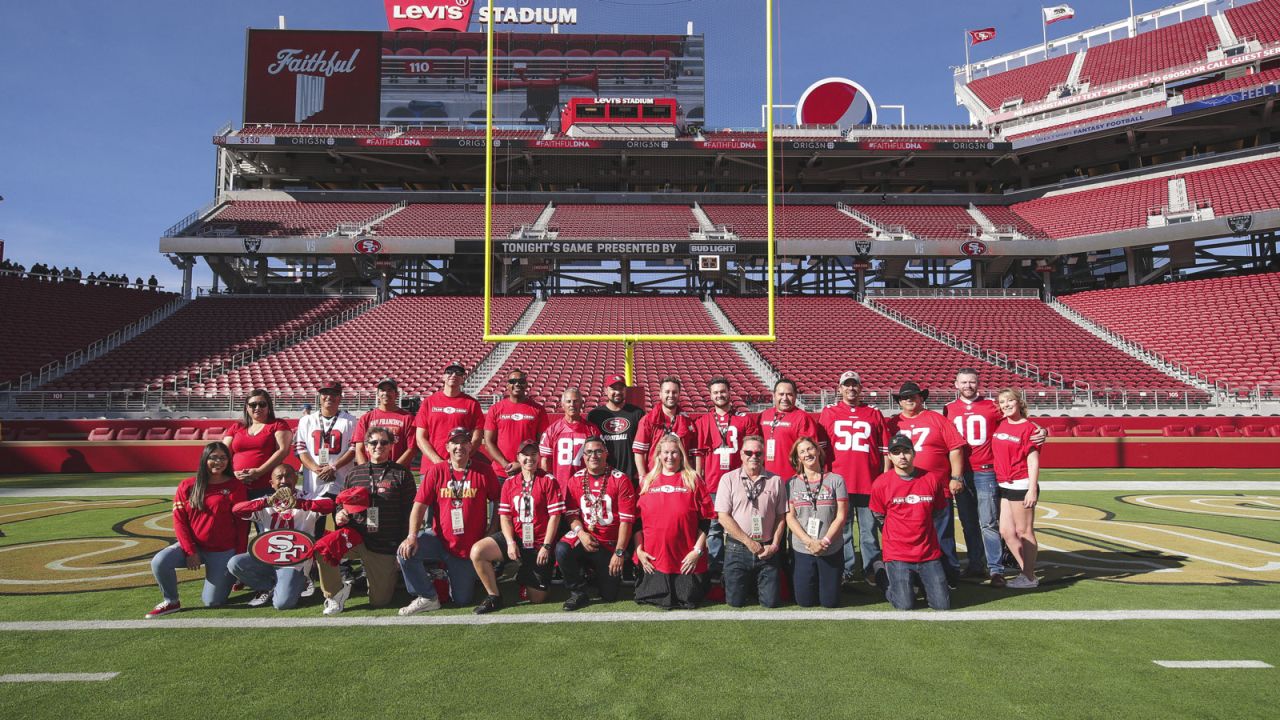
[1153,660,1273,669]
[0,673,119,682]
[2,609,1280,632]
[4,481,1280,498]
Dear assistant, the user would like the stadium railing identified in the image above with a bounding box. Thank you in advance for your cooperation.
[866,288,1042,298]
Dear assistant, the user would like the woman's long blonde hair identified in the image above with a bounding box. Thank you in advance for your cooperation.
[640,433,699,494]
[996,387,1028,419]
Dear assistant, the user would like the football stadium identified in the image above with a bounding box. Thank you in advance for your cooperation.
[1,0,1279,716]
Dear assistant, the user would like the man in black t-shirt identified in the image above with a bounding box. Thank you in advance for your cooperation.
[586,374,645,483]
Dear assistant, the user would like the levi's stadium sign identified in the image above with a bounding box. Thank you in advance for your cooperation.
[385,0,578,31]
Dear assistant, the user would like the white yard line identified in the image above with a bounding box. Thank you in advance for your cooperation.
[0,488,174,498]
[1153,660,1273,669]
[1,609,1279,632]
[0,673,119,682]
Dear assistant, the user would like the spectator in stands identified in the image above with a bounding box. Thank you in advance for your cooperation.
[784,436,848,608]
[888,382,965,586]
[135,276,144,289]
[145,442,247,618]
[414,362,483,474]
[558,436,636,611]
[483,369,549,479]
[86,271,98,285]
[31,262,46,277]
[758,378,820,480]
[634,434,712,610]
[870,435,951,611]
[398,427,502,614]
[587,374,644,482]
[318,426,416,615]
[354,379,417,466]
[468,440,563,612]
[295,381,357,501]
[222,389,294,499]
[694,376,760,579]
[632,376,697,478]
[228,465,332,610]
[715,435,786,608]
[993,388,1042,589]
[148,274,159,291]
[818,370,892,588]
[72,267,82,282]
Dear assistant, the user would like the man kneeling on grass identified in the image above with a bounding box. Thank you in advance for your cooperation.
[870,435,951,611]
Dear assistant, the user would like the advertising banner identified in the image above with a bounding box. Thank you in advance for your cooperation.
[244,30,382,125]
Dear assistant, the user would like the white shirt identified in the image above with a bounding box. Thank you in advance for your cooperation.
[294,410,357,498]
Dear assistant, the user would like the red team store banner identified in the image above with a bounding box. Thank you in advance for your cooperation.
[244,30,382,125]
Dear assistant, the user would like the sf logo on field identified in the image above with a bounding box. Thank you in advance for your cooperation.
[250,530,316,566]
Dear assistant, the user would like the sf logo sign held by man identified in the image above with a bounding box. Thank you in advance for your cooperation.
[250,530,317,566]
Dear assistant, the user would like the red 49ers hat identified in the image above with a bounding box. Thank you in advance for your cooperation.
[447,426,472,442]
[517,439,539,455]
[604,374,627,388]
[336,486,371,514]
[318,381,343,394]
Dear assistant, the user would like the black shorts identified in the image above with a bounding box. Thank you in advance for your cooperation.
[486,531,553,591]
[998,486,1028,501]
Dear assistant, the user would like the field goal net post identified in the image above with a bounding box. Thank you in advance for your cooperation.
[481,0,778,384]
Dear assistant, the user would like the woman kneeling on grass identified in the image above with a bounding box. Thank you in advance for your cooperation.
[993,388,1041,589]
[633,434,713,610]
[146,442,248,618]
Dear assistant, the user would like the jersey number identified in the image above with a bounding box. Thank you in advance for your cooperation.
[557,437,586,467]
[311,430,342,454]
[952,415,988,447]
[580,494,615,527]
[904,427,931,452]
[832,420,872,453]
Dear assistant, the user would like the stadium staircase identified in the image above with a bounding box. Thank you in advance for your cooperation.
[353,201,408,236]
[834,203,891,238]
[690,204,717,232]
[463,297,547,397]
[1211,13,1240,47]
[702,299,779,389]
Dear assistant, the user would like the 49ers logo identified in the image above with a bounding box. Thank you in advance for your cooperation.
[601,417,631,434]
[354,238,383,254]
[250,530,316,567]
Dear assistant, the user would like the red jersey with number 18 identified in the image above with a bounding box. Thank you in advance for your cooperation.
[539,417,601,487]
[818,403,891,496]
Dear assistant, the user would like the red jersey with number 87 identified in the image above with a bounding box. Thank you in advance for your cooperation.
[539,417,601,486]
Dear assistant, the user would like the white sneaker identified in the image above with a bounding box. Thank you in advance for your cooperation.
[322,581,352,616]
[247,591,272,608]
[398,595,442,616]
[300,578,316,598]
[1007,574,1040,589]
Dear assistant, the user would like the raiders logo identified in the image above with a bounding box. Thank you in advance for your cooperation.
[854,240,872,256]
[1227,215,1253,236]
[601,417,631,434]
[250,530,316,567]
[243,237,262,254]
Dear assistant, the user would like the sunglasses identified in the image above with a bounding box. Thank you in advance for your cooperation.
[741,450,762,457]
[445,369,466,376]
[246,402,269,409]
[364,440,391,447]
[508,379,528,385]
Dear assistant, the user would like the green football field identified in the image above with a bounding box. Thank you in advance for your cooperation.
[1,468,1277,719]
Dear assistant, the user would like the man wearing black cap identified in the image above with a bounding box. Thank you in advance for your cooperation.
[354,379,417,466]
[870,435,951,611]
[295,381,357,500]
[414,362,484,475]
[587,374,645,483]
[888,381,966,585]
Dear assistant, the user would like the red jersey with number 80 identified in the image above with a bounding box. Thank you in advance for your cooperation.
[563,467,637,548]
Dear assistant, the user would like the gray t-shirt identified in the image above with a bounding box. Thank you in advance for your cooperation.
[786,472,847,556]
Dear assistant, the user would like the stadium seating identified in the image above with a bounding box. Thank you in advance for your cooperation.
[847,205,979,239]
[1181,67,1280,102]
[1078,16,1218,88]
[977,205,1048,237]
[479,296,768,411]
[201,202,392,237]
[1060,272,1280,388]
[190,296,531,397]
[236,125,391,138]
[1226,0,1280,45]
[0,276,177,384]
[373,203,545,238]
[699,205,871,239]
[1009,176,1169,238]
[715,296,1046,400]
[872,298,1197,391]
[47,297,368,391]
[1005,101,1166,142]
[550,204,695,239]
[1181,155,1280,216]
[967,53,1078,110]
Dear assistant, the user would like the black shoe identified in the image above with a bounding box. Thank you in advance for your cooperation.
[473,595,502,615]
[563,591,589,612]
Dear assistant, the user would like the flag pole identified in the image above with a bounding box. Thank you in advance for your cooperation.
[964,30,971,82]
[1041,7,1049,58]
[1129,0,1136,38]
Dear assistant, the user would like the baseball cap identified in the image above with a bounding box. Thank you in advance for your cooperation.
[376,378,399,391]
[444,361,467,374]
[318,381,343,394]
[888,434,915,454]
[839,371,861,386]
[336,486,371,514]
[447,426,472,442]
[893,381,930,402]
[516,438,539,455]
[604,374,627,388]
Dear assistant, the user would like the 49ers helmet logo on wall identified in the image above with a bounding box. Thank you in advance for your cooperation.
[961,240,989,256]
[250,530,316,567]
[795,78,877,126]
[354,237,383,254]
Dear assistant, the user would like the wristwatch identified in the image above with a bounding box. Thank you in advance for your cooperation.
[541,543,553,550]
[613,548,626,557]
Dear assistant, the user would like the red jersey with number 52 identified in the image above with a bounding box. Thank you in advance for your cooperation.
[888,409,966,497]
[818,403,891,496]
[695,410,760,494]
[943,397,1004,468]
[563,468,637,548]
[539,417,601,487]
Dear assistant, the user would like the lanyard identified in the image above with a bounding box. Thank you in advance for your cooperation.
[519,473,536,523]
[742,471,762,508]
[582,472,607,525]
[448,463,469,508]
[713,410,731,447]
[803,475,823,510]
[769,409,784,438]
[317,412,339,449]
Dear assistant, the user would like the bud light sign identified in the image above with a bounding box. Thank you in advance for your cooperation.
[795,77,877,126]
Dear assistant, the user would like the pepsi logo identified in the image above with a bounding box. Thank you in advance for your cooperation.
[250,530,316,567]
[354,238,383,254]
[961,240,988,256]
[601,417,631,434]
[796,77,877,126]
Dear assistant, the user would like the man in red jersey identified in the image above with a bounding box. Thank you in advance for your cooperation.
[818,371,892,586]
[397,427,501,614]
[888,381,965,586]
[539,387,601,487]
[757,378,819,480]
[353,379,417,466]
[557,436,636,610]
[870,435,950,611]
[694,376,760,577]
[414,362,483,473]
[483,369,550,478]
[632,376,697,478]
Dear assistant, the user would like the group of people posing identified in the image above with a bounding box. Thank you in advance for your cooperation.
[146,363,1044,618]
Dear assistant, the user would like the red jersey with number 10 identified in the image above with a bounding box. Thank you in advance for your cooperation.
[694,410,760,494]
[943,397,1004,469]
[497,471,563,544]
[818,403,891,496]
[564,467,637,548]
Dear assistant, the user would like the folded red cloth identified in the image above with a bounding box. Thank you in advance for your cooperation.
[313,527,364,566]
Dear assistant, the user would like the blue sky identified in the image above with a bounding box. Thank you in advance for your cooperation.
[0,0,1195,289]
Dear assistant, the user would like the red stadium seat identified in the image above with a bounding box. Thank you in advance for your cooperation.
[87,427,116,442]
[145,428,175,441]
[174,427,201,441]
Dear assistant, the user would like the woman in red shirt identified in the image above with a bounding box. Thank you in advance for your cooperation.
[146,442,248,618]
[993,388,1041,589]
[634,434,713,610]
[222,389,294,499]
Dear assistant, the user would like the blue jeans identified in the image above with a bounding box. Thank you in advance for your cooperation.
[934,497,960,577]
[707,493,724,575]
[151,543,235,607]
[792,550,842,608]
[722,539,781,608]
[885,558,951,611]
[840,504,882,577]
[227,553,307,610]
[397,530,480,606]
[956,469,1003,574]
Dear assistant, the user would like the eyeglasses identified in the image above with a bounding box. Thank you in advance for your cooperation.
[741,450,762,457]
[364,440,391,447]
[507,379,528,385]
[582,449,606,456]
[445,369,466,376]
[246,402,269,409]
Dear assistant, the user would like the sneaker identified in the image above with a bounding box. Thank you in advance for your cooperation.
[563,591,589,612]
[963,566,988,579]
[873,567,888,590]
[841,571,857,586]
[231,581,247,592]
[399,595,442,616]
[473,595,502,615]
[145,600,181,619]
[247,591,272,608]
[989,573,1007,588]
[1007,574,1039,589]
[322,581,352,616]
[300,578,316,598]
